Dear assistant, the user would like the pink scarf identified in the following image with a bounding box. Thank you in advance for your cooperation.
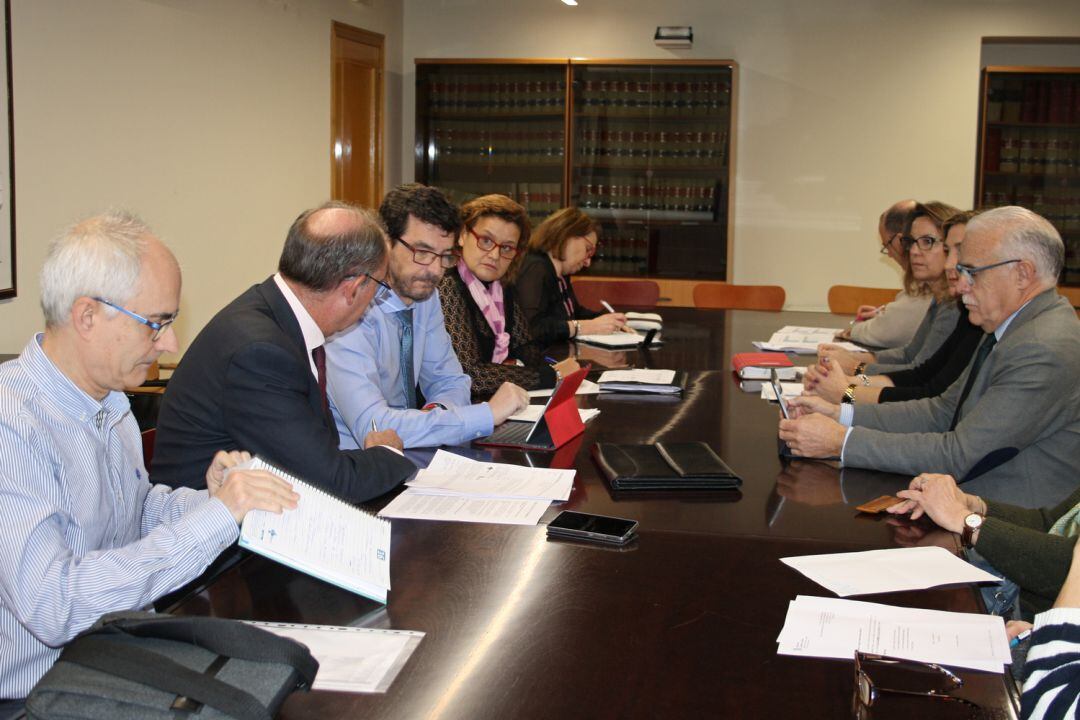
[458,263,510,363]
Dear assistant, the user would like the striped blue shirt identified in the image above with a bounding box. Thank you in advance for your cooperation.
[0,335,238,698]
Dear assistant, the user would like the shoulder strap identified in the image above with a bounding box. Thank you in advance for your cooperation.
[60,636,273,720]
[100,616,318,687]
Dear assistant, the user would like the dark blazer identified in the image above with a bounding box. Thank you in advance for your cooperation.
[513,251,600,347]
[152,277,416,500]
[437,271,557,399]
[878,303,985,402]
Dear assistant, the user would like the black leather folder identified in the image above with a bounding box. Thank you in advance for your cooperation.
[591,441,741,491]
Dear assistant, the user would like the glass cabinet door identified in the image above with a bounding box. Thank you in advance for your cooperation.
[415,62,568,228]
[977,68,1080,284]
[570,63,734,279]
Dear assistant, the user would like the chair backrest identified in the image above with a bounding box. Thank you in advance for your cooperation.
[571,279,661,309]
[1058,285,1080,309]
[692,283,785,311]
[141,428,156,468]
[827,285,900,315]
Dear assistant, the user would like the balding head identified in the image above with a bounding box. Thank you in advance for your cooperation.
[278,201,390,292]
[880,199,917,238]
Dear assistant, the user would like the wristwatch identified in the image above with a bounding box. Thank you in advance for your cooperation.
[857,374,871,386]
[842,384,856,404]
[961,512,984,548]
[572,320,580,337]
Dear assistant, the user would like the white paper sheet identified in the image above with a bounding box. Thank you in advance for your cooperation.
[760,382,803,401]
[753,326,862,354]
[776,595,1010,672]
[528,379,602,398]
[405,449,575,501]
[598,369,676,385]
[249,622,424,693]
[509,405,600,425]
[781,546,1002,597]
[377,491,550,525]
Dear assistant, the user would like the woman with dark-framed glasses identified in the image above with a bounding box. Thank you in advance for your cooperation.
[438,195,578,399]
[510,207,631,347]
[817,200,962,379]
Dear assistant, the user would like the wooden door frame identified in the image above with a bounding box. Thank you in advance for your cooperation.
[331,21,385,205]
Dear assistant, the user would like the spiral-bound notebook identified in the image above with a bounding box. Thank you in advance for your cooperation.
[235,457,391,603]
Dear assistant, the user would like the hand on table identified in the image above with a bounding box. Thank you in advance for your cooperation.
[778,412,846,459]
[802,358,853,404]
[365,429,404,451]
[488,382,530,424]
[817,344,873,375]
[579,313,630,335]
[887,473,978,533]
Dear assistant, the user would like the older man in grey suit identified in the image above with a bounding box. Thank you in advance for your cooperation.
[780,206,1080,508]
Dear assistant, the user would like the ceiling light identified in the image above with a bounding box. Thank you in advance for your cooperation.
[561,0,578,6]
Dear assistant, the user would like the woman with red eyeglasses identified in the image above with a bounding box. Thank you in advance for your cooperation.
[438,195,578,399]
[511,206,630,348]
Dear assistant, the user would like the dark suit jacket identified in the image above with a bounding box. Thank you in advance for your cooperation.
[152,277,416,500]
[513,251,600,347]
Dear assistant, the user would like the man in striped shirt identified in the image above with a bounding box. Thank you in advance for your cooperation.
[0,212,298,705]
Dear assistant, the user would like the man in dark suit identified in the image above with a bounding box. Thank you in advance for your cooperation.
[780,206,1080,508]
[152,202,416,500]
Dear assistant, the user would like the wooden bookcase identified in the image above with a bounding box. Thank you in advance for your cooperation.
[415,59,737,282]
[975,66,1080,285]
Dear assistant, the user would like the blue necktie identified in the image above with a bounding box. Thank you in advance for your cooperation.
[397,309,417,409]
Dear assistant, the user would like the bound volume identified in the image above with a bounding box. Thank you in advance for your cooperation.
[591,441,741,490]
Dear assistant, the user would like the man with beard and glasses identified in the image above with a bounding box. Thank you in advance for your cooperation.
[326,184,529,449]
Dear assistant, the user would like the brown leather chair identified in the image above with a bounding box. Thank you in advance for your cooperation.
[141,428,156,467]
[826,285,900,315]
[692,283,785,311]
[571,279,661,309]
[1058,285,1080,309]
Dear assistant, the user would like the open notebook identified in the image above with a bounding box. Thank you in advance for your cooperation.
[234,457,392,603]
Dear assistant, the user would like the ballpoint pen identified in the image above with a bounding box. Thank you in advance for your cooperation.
[1010,628,1032,648]
[600,300,615,313]
[370,418,378,433]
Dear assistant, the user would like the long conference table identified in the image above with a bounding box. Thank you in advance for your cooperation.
[170,308,1019,719]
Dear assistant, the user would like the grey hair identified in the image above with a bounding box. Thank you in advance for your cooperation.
[278,201,389,292]
[967,205,1063,285]
[40,211,154,328]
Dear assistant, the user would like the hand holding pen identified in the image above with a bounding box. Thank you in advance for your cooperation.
[600,300,637,333]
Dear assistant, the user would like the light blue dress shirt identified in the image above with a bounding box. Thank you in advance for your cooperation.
[0,335,237,698]
[326,289,494,449]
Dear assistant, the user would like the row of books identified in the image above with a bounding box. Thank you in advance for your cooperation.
[985,76,1080,125]
[576,125,728,167]
[438,181,563,225]
[582,226,651,276]
[983,126,1080,175]
[578,177,717,216]
[432,121,565,167]
[425,75,566,116]
[576,75,731,116]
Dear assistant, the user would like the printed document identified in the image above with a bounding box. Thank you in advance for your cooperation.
[509,405,600,425]
[754,326,862,354]
[378,491,550,525]
[529,379,601,398]
[761,381,803,401]
[405,449,575,501]
[781,546,1001,596]
[250,622,423,693]
[776,595,1010,672]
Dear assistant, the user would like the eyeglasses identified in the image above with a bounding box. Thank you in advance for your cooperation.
[901,234,942,252]
[879,233,901,255]
[854,652,980,715]
[364,273,394,301]
[468,227,520,259]
[955,258,1021,286]
[93,297,177,342]
[582,235,598,258]
[396,237,459,268]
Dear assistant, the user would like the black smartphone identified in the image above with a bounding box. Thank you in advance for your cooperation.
[547,511,638,545]
[771,369,791,419]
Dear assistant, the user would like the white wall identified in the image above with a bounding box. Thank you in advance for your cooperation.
[402,0,1080,310]
[0,0,403,355]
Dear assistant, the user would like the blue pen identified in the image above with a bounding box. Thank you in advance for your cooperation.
[544,356,559,364]
[1010,629,1031,648]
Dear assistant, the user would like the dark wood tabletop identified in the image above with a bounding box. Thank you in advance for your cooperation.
[170,308,1019,720]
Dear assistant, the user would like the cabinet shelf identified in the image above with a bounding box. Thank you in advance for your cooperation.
[416,59,736,281]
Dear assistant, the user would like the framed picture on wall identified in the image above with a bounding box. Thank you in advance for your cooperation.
[0,0,14,300]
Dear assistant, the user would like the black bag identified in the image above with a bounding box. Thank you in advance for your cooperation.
[25,612,318,720]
